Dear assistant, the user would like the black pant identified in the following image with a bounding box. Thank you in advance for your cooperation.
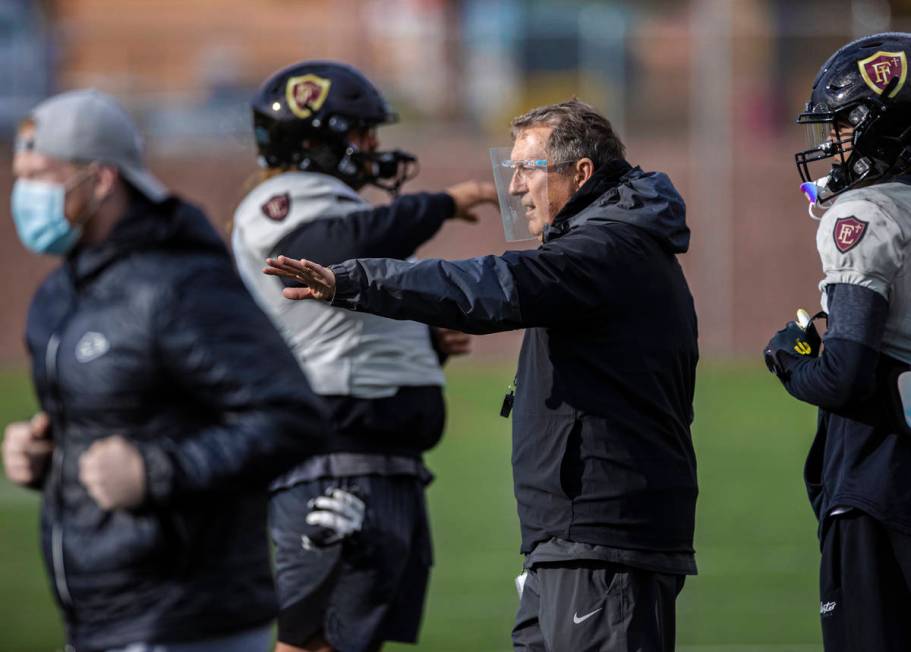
[270,475,432,652]
[820,511,911,651]
[512,561,684,652]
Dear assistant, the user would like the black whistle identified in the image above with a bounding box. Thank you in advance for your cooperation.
[500,380,516,418]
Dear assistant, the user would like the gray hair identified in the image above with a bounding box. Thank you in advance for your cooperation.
[510,99,626,170]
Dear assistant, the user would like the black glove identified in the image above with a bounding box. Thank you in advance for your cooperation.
[764,314,823,381]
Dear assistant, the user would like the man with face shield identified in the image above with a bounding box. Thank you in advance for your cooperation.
[231,60,496,652]
[2,89,330,652]
[263,99,699,652]
[764,32,911,651]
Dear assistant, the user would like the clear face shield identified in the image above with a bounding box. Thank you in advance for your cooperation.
[489,147,553,242]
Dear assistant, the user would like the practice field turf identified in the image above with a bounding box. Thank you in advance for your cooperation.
[0,362,822,651]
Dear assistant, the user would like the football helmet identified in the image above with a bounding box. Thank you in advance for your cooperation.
[796,32,911,203]
[251,60,417,193]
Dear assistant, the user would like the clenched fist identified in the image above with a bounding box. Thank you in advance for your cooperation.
[2,412,54,488]
[79,435,146,510]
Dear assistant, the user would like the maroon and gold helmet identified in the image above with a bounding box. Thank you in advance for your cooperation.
[251,60,416,193]
[796,32,911,201]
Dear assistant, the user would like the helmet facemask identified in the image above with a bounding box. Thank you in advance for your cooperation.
[795,103,875,203]
[250,61,418,195]
[254,112,418,195]
[794,73,911,203]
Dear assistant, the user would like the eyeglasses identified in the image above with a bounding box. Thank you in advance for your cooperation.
[500,158,575,179]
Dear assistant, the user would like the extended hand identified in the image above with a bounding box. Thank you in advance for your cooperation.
[263,256,337,302]
[79,435,146,510]
[445,180,498,223]
[2,412,54,488]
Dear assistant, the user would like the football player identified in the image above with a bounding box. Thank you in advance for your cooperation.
[765,32,911,651]
[231,61,495,652]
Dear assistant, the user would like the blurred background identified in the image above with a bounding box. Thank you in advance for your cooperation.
[1,0,908,650]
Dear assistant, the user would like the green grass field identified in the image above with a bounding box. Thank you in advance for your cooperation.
[0,362,823,651]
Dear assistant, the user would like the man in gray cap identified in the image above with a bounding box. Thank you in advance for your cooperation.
[2,89,330,651]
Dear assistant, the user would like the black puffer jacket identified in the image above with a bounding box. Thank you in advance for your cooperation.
[25,197,328,651]
[330,162,699,555]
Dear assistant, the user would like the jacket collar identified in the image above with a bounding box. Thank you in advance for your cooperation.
[66,196,225,285]
[543,159,632,241]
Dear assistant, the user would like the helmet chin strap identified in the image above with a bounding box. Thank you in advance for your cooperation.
[807,201,826,221]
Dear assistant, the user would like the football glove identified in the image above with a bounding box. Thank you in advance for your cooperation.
[764,309,824,381]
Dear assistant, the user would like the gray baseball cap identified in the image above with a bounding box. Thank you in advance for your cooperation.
[21,89,169,203]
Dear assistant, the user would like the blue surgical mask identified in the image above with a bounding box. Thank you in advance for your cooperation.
[11,179,83,255]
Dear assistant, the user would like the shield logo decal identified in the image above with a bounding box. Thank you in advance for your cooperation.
[833,216,869,253]
[261,192,291,221]
[858,50,907,97]
[286,74,332,119]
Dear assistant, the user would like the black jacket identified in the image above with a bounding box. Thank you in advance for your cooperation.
[26,197,328,650]
[329,163,699,554]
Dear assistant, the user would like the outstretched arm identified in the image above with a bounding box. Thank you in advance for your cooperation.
[265,226,633,334]
[272,181,496,265]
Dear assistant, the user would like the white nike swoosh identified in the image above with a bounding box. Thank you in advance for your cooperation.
[573,608,603,624]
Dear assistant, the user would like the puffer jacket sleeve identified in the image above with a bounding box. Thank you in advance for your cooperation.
[138,261,329,503]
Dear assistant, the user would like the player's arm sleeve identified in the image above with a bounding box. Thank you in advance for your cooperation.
[137,266,330,504]
[328,228,625,334]
[817,197,907,299]
[271,192,455,266]
[779,283,888,409]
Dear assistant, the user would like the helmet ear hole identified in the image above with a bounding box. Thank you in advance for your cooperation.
[848,105,870,126]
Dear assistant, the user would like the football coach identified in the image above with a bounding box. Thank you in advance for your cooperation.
[264,99,699,652]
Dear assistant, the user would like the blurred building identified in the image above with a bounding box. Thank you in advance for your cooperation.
[2,0,911,363]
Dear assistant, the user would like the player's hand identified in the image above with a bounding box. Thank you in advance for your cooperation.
[434,328,472,357]
[445,180,498,223]
[764,310,822,381]
[302,487,366,550]
[79,435,146,510]
[264,256,337,302]
[2,412,54,488]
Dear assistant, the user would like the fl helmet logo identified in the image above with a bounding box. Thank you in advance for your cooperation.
[286,74,332,119]
[858,50,908,97]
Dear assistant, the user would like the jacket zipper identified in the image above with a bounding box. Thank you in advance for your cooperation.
[46,333,73,608]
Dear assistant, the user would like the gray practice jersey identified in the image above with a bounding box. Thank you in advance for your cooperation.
[231,171,444,398]
[817,182,911,364]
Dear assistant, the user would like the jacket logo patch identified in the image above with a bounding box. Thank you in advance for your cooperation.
[75,332,110,363]
[261,193,291,221]
[833,216,868,253]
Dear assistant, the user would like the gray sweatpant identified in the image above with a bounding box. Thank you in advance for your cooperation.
[512,561,684,652]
